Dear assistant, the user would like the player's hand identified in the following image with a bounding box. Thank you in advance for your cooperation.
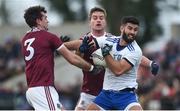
[90,65,105,75]
[151,61,159,76]
[101,44,113,57]
[79,36,94,53]
[60,35,70,42]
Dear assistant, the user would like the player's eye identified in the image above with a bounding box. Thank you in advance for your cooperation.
[92,16,97,20]
[99,16,104,20]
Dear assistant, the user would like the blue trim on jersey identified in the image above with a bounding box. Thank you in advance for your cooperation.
[116,38,126,51]
[93,90,138,110]
[127,44,135,51]
[106,38,119,43]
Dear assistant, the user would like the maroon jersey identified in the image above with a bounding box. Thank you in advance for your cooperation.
[21,29,63,87]
[80,34,105,96]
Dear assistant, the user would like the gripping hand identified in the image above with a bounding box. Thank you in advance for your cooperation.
[60,35,70,42]
[101,44,113,57]
[79,36,94,53]
[151,61,159,76]
[90,65,105,75]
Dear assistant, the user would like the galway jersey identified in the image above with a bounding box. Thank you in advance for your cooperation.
[96,36,142,91]
[21,28,63,87]
[80,32,113,96]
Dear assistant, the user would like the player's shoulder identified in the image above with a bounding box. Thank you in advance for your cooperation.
[40,31,59,40]
[105,35,120,43]
[128,41,142,54]
[44,30,56,36]
[105,32,114,38]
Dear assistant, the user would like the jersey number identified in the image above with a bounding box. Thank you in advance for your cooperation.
[24,38,35,61]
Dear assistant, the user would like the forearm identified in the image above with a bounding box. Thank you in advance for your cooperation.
[105,56,131,76]
[140,56,152,67]
[71,54,91,71]
[64,40,82,50]
[58,45,91,71]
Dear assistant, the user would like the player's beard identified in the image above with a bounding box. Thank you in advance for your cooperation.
[122,33,135,44]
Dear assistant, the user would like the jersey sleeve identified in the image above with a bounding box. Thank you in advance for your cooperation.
[123,48,142,66]
[47,32,63,50]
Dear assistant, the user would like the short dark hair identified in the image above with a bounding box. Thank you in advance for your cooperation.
[121,16,139,26]
[89,7,107,20]
[24,5,47,28]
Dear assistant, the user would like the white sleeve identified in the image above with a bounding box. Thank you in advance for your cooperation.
[123,50,142,66]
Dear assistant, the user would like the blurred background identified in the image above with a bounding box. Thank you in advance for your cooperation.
[0,0,180,110]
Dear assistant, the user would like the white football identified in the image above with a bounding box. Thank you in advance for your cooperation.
[91,48,107,67]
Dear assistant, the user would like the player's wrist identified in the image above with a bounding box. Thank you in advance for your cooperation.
[89,65,94,71]
[102,52,110,57]
[149,60,153,67]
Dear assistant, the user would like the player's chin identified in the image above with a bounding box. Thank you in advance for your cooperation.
[95,26,103,30]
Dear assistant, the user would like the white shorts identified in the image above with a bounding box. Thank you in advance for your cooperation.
[75,92,96,110]
[26,86,63,110]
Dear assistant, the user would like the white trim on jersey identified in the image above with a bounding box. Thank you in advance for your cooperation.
[56,44,64,50]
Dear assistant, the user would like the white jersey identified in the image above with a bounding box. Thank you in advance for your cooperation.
[96,36,142,91]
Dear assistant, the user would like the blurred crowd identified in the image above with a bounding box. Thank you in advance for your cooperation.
[138,38,180,110]
[0,36,180,110]
[0,36,24,82]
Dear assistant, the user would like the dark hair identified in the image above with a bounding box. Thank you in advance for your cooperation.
[121,16,139,26]
[89,7,107,20]
[24,5,47,28]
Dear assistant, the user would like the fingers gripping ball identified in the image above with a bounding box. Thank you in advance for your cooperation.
[91,48,112,67]
[101,44,113,57]
[92,48,106,67]
[79,36,94,53]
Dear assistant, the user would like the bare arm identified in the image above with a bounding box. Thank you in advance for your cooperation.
[140,56,159,75]
[63,40,82,50]
[58,44,91,71]
[140,56,152,67]
[104,55,132,76]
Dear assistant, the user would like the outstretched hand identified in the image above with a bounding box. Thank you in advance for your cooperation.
[79,36,94,53]
[151,61,159,76]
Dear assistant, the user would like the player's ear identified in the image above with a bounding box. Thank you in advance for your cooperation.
[36,19,41,25]
[120,25,124,35]
[120,25,124,31]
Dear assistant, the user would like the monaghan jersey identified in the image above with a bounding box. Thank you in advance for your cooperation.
[96,36,142,91]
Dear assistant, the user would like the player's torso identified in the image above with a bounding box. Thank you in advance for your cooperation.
[21,30,62,87]
[102,37,141,90]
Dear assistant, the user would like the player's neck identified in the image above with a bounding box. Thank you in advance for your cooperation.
[36,25,48,31]
[120,38,128,46]
[91,30,105,37]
